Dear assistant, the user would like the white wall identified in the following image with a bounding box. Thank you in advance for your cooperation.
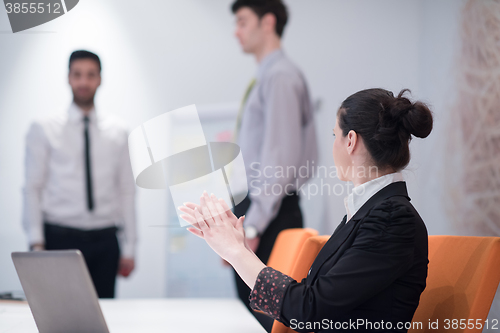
[0,0,467,299]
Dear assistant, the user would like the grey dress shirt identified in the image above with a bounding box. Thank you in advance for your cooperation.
[236,49,318,234]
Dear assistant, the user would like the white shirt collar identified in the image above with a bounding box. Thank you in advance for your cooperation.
[68,101,97,124]
[343,172,405,223]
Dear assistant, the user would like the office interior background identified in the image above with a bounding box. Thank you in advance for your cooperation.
[1,0,499,327]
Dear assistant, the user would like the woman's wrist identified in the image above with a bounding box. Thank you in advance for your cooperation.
[225,243,252,265]
[227,245,266,290]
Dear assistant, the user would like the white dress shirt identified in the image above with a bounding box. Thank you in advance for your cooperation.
[22,102,137,258]
[343,172,405,223]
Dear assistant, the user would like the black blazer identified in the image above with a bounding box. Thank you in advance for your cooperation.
[279,181,428,332]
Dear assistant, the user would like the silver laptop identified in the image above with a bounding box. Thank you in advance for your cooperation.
[12,250,109,333]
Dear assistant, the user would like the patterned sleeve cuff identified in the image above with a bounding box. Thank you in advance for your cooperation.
[249,267,295,321]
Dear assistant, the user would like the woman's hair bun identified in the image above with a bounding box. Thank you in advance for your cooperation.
[338,88,434,171]
[377,89,433,143]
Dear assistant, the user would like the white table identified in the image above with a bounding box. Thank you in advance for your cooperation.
[0,299,266,332]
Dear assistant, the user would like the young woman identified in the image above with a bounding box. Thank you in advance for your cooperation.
[179,88,433,332]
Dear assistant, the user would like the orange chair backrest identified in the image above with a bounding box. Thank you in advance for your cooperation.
[272,235,331,333]
[289,235,331,282]
[267,228,319,275]
[409,236,500,333]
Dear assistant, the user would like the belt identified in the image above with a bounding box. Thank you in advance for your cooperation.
[44,222,118,242]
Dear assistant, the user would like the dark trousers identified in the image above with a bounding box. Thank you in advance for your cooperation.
[44,222,120,298]
[233,192,303,332]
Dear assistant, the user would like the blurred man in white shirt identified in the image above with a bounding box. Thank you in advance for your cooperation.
[22,50,137,298]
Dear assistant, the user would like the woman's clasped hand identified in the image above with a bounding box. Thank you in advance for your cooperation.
[177,191,249,263]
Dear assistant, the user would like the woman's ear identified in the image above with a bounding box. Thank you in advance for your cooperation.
[346,130,358,155]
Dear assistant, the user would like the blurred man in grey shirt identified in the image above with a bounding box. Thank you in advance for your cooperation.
[230,0,317,330]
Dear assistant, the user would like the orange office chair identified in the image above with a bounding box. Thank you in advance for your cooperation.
[409,236,500,333]
[271,235,331,333]
[266,228,319,275]
[253,228,318,318]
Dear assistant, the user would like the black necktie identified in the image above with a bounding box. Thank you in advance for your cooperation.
[84,116,94,211]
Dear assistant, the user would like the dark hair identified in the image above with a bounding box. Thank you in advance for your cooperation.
[231,0,288,37]
[69,50,101,72]
[337,88,433,171]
